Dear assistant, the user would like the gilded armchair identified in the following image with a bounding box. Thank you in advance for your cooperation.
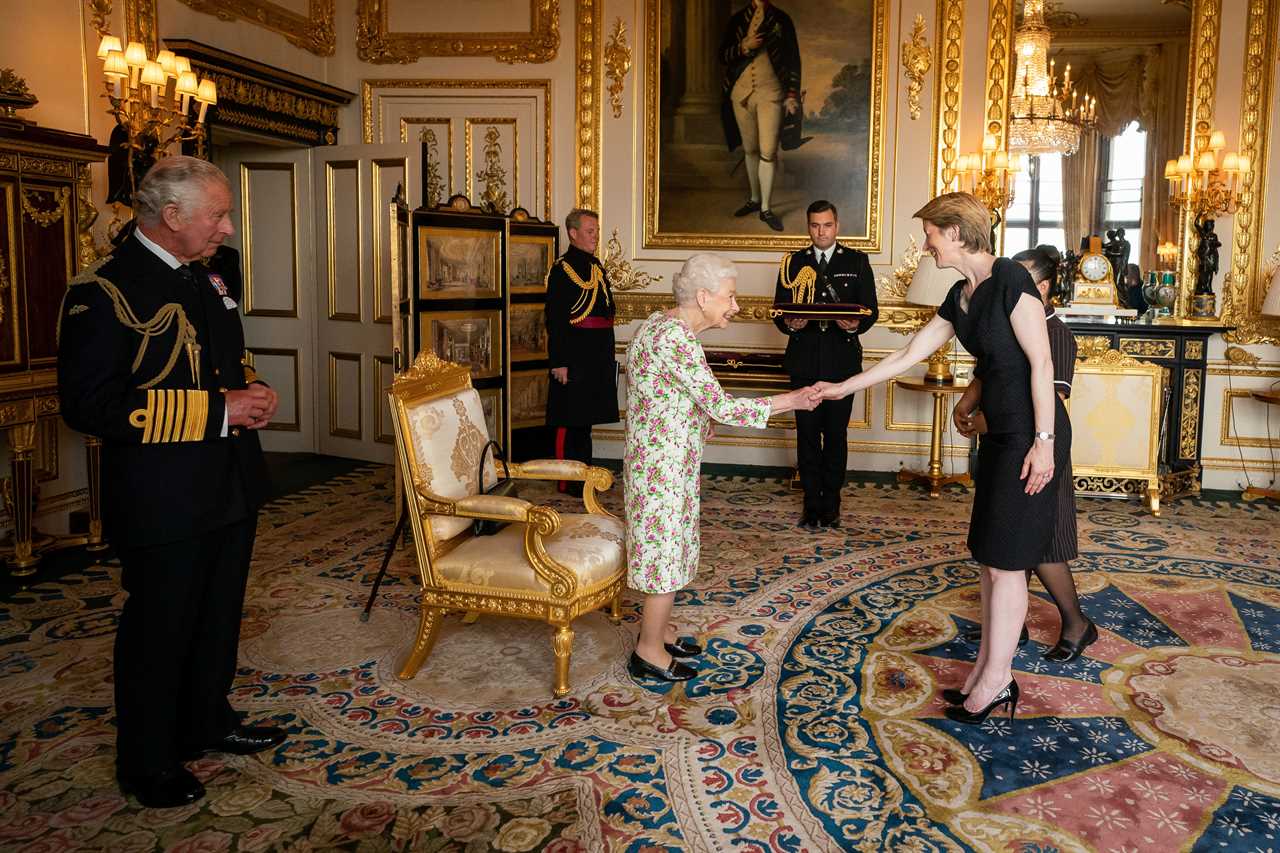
[388,350,626,697]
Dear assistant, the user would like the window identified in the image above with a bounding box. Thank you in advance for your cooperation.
[1098,121,1147,256]
[1004,153,1064,256]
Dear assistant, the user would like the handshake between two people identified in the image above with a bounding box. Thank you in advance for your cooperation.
[772,380,854,414]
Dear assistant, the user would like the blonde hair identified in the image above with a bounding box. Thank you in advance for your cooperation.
[913,192,992,254]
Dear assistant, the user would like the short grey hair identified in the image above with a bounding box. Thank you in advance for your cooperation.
[673,253,737,305]
[133,156,229,225]
[564,207,598,233]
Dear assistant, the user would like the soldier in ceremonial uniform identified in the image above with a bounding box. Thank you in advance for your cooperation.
[545,208,617,493]
[720,0,803,232]
[58,157,285,809]
[773,200,878,528]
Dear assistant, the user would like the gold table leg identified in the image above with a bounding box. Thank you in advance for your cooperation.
[5,423,40,575]
[896,389,974,497]
[1242,486,1280,502]
[84,436,108,551]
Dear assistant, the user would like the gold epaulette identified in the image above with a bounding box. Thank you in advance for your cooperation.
[778,251,817,304]
[129,389,210,443]
[58,262,201,390]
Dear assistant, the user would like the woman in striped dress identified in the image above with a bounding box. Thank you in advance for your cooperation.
[953,244,1096,662]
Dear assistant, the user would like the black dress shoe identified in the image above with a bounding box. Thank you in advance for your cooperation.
[940,688,967,706]
[798,512,820,529]
[118,766,205,808]
[819,512,841,528]
[628,652,697,682]
[1043,620,1098,662]
[664,638,702,658]
[186,725,286,759]
[733,200,761,217]
[760,209,784,231]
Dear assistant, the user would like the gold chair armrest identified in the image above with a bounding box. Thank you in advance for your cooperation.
[507,459,591,480]
[453,494,535,522]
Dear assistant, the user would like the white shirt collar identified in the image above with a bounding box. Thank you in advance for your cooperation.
[813,245,832,264]
[134,228,183,270]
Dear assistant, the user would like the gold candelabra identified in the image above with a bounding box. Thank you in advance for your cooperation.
[1164,128,1250,221]
[1156,241,1179,268]
[95,35,216,196]
[946,134,1024,213]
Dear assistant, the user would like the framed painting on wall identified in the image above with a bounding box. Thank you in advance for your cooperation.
[509,303,549,362]
[509,233,555,294]
[643,0,888,251]
[510,368,550,428]
[419,310,503,379]
[417,226,501,299]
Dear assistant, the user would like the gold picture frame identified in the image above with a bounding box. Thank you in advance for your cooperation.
[417,226,501,300]
[509,233,555,294]
[419,310,503,379]
[355,0,560,64]
[643,0,888,251]
[509,303,549,362]
[510,368,550,428]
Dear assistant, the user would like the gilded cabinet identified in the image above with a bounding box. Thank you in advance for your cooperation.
[0,120,108,573]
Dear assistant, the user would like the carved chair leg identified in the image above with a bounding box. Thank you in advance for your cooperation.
[608,591,622,625]
[552,624,575,698]
[398,604,443,680]
[1147,485,1161,517]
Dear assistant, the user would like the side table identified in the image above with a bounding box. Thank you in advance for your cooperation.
[1241,389,1280,502]
[894,378,974,497]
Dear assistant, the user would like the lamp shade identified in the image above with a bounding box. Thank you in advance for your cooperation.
[1262,265,1280,318]
[906,254,959,308]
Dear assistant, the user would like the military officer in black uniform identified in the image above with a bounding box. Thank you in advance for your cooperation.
[773,200,879,528]
[58,156,285,809]
[545,208,617,493]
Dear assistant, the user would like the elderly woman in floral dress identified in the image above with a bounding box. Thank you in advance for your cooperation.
[624,253,819,682]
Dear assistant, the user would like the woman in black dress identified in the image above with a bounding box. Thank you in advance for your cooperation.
[816,193,1065,724]
[953,245,1096,662]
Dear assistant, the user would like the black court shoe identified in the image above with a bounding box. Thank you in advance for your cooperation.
[664,639,702,658]
[962,625,1030,647]
[1043,620,1098,662]
[941,688,967,706]
[944,680,1019,725]
[628,652,697,682]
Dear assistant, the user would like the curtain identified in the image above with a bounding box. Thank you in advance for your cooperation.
[1140,41,1190,272]
[1062,129,1101,252]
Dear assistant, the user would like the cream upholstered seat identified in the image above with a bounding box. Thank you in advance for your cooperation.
[388,350,625,697]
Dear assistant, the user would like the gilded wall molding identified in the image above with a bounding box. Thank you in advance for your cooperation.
[602,230,661,292]
[901,14,932,121]
[575,0,603,211]
[356,0,560,64]
[604,17,632,120]
[176,0,335,56]
[932,0,964,195]
[1220,0,1279,345]
[1175,0,1221,316]
[361,79,552,220]
[124,0,158,56]
[1220,388,1280,448]
[983,0,1014,147]
[86,0,112,39]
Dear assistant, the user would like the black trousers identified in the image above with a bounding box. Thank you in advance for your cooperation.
[113,516,257,775]
[792,382,855,515]
[553,426,593,494]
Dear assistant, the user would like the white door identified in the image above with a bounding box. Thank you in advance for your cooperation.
[312,145,421,462]
[217,146,316,453]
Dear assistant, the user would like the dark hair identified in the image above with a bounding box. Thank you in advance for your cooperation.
[806,199,838,220]
[1011,244,1062,286]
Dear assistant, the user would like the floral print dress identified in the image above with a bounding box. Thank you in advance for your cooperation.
[624,313,772,594]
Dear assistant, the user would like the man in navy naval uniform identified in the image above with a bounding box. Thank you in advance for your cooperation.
[544,208,618,494]
[772,200,879,528]
[58,156,285,808]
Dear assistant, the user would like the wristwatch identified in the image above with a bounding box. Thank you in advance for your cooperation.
[1034,431,1054,441]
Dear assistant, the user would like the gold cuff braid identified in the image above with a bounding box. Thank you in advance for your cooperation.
[129,389,210,443]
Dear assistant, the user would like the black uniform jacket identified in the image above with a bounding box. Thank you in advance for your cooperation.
[57,236,270,549]
[544,245,618,427]
[772,243,879,382]
[719,2,804,152]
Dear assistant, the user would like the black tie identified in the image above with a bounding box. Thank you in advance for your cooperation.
[817,252,828,278]
[176,264,198,292]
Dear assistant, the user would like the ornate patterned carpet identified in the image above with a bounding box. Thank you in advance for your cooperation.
[2,466,1278,851]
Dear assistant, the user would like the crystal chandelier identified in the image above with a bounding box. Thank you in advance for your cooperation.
[1008,0,1096,156]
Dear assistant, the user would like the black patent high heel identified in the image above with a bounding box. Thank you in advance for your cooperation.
[941,688,967,706]
[944,679,1019,725]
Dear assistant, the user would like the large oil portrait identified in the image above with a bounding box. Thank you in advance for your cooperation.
[644,0,886,250]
